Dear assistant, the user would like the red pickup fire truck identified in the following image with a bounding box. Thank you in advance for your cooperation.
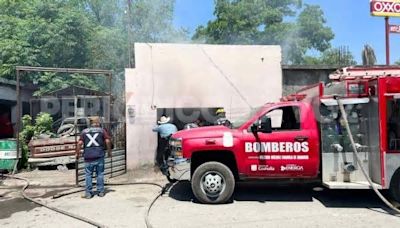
[167,66,400,204]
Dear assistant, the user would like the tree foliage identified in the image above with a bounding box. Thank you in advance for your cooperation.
[0,0,91,79]
[32,73,101,96]
[0,0,187,93]
[304,46,357,66]
[193,1,334,64]
[19,113,54,168]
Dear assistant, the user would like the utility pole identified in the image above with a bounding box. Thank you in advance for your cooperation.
[385,16,390,65]
[126,0,133,68]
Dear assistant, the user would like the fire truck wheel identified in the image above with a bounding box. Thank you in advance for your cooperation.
[191,161,235,204]
[390,169,400,203]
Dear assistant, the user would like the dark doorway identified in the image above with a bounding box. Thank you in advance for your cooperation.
[156,107,221,130]
[0,103,14,139]
[154,107,221,167]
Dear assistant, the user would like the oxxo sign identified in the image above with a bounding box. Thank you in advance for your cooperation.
[371,0,400,17]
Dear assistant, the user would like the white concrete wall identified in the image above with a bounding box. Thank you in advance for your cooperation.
[125,43,282,169]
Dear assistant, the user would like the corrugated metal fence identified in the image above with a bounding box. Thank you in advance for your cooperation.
[76,122,126,186]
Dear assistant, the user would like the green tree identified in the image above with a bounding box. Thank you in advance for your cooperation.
[0,0,92,79]
[73,0,129,71]
[193,1,334,64]
[285,4,334,64]
[303,46,357,66]
[0,0,187,97]
[19,113,54,169]
[71,0,122,27]
[19,115,34,169]
[33,72,100,96]
[125,0,188,66]
[320,47,356,66]
[361,44,376,66]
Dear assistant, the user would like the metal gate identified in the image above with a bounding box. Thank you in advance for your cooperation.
[76,122,126,185]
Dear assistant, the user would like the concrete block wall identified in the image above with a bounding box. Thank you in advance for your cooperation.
[282,65,338,95]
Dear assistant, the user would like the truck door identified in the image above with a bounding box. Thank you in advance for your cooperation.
[241,104,319,178]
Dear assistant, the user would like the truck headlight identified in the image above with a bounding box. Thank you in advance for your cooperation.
[169,138,183,158]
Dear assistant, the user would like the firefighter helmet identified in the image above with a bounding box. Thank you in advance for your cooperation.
[215,108,225,115]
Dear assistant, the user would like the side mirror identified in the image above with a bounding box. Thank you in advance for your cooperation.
[250,122,258,133]
[260,116,272,133]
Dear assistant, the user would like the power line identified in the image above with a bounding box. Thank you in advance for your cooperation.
[200,47,253,109]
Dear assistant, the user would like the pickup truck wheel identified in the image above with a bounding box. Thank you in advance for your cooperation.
[191,161,235,204]
[390,169,400,203]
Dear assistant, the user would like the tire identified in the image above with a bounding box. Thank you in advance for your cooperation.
[57,124,75,137]
[191,161,235,204]
[390,169,400,203]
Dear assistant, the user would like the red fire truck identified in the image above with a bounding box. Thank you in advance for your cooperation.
[167,66,400,204]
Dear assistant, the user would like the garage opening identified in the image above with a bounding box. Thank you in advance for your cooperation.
[157,107,223,130]
[154,107,222,166]
[0,103,14,139]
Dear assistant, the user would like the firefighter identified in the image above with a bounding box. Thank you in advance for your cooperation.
[183,122,198,129]
[152,116,177,170]
[184,119,204,129]
[214,108,232,127]
[76,116,112,199]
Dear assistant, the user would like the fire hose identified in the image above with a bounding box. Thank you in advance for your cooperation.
[51,171,187,228]
[336,98,400,215]
[2,174,169,228]
[2,174,107,227]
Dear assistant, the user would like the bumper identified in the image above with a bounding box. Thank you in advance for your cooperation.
[168,158,190,181]
[28,155,76,166]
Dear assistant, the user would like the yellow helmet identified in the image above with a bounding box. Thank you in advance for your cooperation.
[216,108,225,114]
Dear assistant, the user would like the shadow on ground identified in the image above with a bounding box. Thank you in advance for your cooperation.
[168,181,393,212]
[0,198,38,219]
[0,187,72,219]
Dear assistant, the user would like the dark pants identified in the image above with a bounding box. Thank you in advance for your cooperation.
[156,137,169,167]
[84,157,105,196]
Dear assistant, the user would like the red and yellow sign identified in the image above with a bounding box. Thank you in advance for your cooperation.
[371,0,400,17]
[390,24,400,33]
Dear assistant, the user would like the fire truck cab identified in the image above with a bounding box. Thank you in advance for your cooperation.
[167,66,400,204]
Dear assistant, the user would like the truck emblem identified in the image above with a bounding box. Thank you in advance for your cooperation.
[250,164,275,171]
[223,132,233,147]
[258,165,275,171]
[281,164,304,172]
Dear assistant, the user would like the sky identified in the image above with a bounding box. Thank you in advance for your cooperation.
[173,0,400,65]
